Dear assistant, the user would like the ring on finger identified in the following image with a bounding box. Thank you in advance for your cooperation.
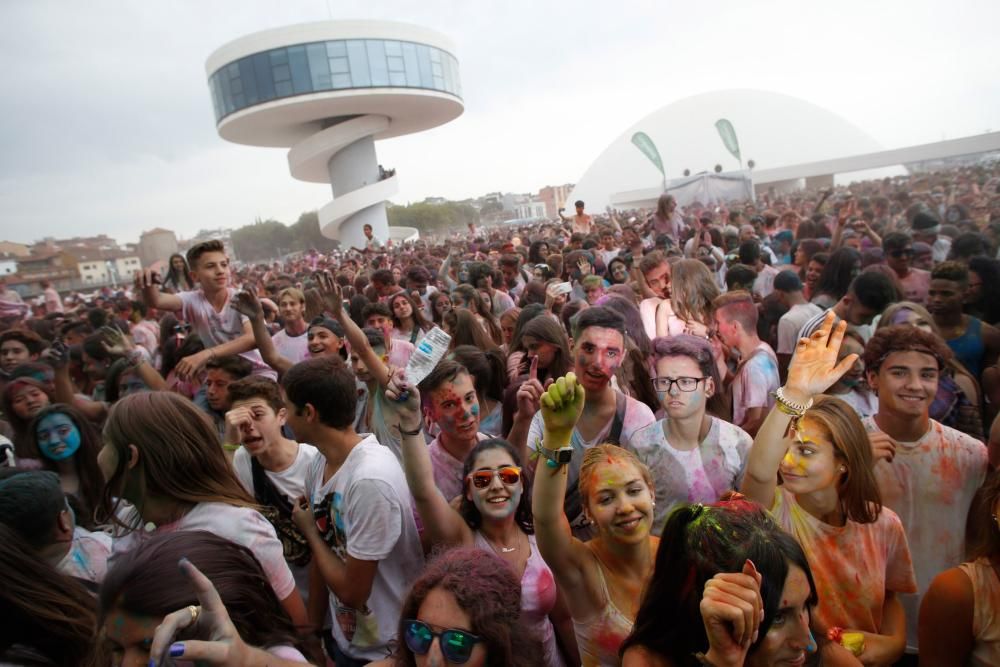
[187,605,201,625]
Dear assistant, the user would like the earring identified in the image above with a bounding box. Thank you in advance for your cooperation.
[839,466,847,473]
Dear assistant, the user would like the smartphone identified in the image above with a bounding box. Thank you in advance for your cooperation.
[552,282,573,296]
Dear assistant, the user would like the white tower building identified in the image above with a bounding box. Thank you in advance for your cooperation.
[206,21,464,248]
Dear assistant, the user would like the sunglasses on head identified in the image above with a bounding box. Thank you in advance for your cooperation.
[404,619,483,664]
[468,466,521,489]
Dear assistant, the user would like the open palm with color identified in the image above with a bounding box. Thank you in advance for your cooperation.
[785,312,858,402]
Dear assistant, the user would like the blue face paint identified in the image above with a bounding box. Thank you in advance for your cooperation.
[36,413,82,461]
[470,404,480,417]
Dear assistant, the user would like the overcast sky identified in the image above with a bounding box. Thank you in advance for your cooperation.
[1,0,997,245]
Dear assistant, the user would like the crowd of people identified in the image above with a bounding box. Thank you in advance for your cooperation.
[2,161,1000,667]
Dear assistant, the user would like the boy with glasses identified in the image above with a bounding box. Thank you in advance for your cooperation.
[625,335,752,535]
[884,232,930,304]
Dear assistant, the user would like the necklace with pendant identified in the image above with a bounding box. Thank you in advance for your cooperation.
[485,531,519,555]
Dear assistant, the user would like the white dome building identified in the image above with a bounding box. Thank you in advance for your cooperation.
[568,89,888,210]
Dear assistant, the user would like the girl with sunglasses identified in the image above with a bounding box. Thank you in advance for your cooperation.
[533,373,660,667]
[371,547,543,667]
[741,313,916,665]
[385,369,577,667]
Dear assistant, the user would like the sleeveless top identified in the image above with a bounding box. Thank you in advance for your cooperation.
[947,317,985,378]
[572,557,634,667]
[473,532,565,667]
[958,558,1000,667]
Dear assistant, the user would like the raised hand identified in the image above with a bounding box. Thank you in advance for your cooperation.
[313,271,343,318]
[785,312,858,404]
[135,268,160,290]
[147,558,257,667]
[577,258,591,277]
[385,368,422,432]
[223,406,254,445]
[540,372,585,442]
[231,289,264,321]
[41,340,70,369]
[516,356,546,421]
[701,559,764,667]
[100,325,134,357]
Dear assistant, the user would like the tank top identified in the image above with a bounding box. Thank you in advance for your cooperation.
[473,532,566,667]
[571,558,634,667]
[947,317,985,378]
[958,558,1000,667]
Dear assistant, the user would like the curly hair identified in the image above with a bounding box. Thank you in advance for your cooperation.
[392,547,543,667]
[862,324,953,374]
[930,260,969,284]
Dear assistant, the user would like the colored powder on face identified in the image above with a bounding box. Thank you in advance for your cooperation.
[470,403,479,417]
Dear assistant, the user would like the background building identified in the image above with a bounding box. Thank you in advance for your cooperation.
[139,227,179,267]
[205,20,464,249]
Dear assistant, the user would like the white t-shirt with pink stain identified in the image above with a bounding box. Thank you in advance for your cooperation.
[864,416,988,653]
[627,416,753,535]
[731,342,780,428]
[111,502,296,602]
[177,288,275,379]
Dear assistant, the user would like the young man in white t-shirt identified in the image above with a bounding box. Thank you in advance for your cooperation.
[271,287,310,365]
[510,306,655,537]
[225,376,321,599]
[285,356,424,666]
[862,325,989,657]
[136,239,274,380]
[713,290,780,436]
[627,335,753,535]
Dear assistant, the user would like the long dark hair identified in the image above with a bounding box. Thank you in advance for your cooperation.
[393,546,543,667]
[813,247,861,302]
[164,253,194,291]
[0,524,100,667]
[99,531,301,651]
[511,315,571,381]
[622,500,818,666]
[98,392,255,530]
[458,439,533,534]
[28,403,105,529]
[451,345,508,404]
[389,290,431,333]
[444,308,500,351]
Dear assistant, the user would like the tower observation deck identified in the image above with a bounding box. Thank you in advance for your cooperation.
[206,20,464,248]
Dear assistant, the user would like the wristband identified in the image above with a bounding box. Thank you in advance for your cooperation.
[399,424,422,436]
[772,386,813,417]
[222,442,242,452]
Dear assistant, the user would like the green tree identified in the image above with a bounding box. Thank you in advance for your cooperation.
[387,201,479,234]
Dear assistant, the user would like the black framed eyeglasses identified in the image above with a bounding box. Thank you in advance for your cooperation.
[403,619,483,664]
[651,376,708,393]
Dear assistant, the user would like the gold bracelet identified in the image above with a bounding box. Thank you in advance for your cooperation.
[773,386,813,417]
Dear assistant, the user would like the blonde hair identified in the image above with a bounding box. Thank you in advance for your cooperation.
[278,287,305,305]
[670,259,720,325]
[578,444,654,506]
[800,395,881,524]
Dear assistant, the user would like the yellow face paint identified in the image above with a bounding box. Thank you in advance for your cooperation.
[782,450,808,475]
